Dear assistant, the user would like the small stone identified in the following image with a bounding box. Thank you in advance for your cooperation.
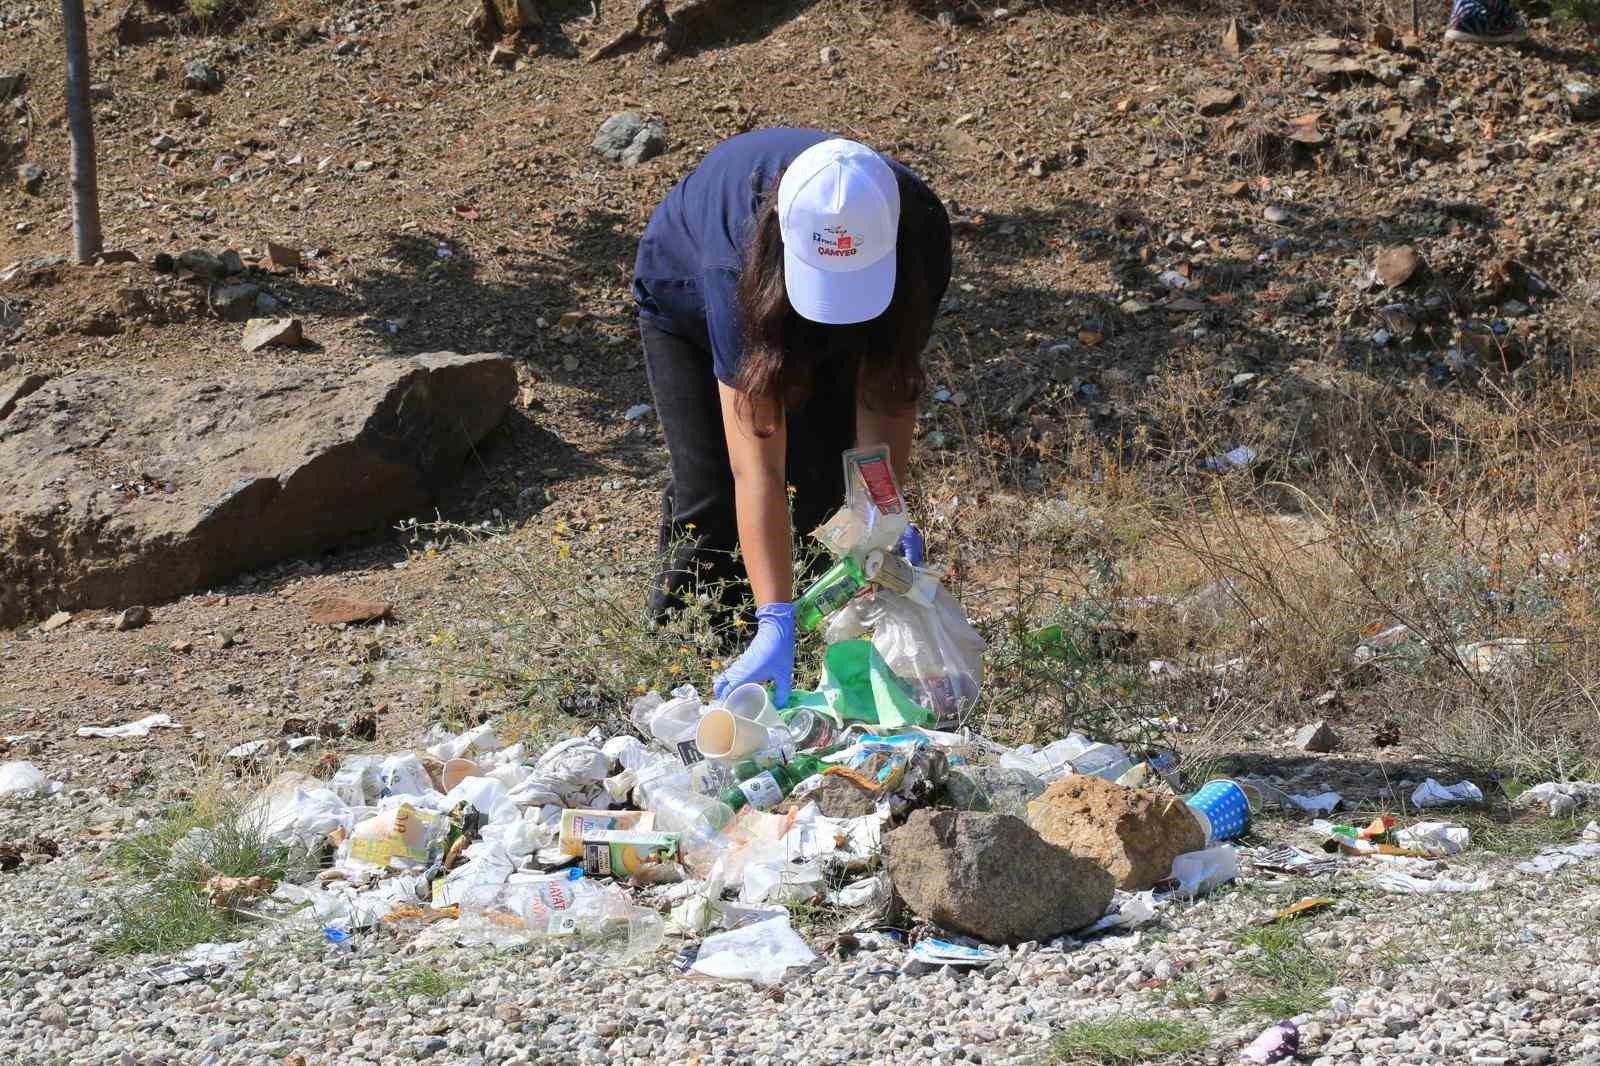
[16,163,43,193]
[1196,88,1241,116]
[115,605,151,631]
[178,248,227,279]
[591,112,666,168]
[169,639,194,654]
[219,249,245,276]
[1376,245,1424,288]
[183,61,223,92]
[1295,719,1338,753]
[40,611,72,632]
[241,317,304,352]
[623,403,653,421]
[171,96,197,118]
[1263,205,1291,224]
[215,628,238,649]
[265,241,301,271]
[820,46,843,65]
[151,133,179,151]
[212,283,260,322]
[302,592,392,626]
[352,159,374,173]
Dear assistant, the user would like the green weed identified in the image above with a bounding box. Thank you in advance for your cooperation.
[1229,925,1340,1021]
[388,965,466,1000]
[1052,1016,1210,1064]
[101,788,311,957]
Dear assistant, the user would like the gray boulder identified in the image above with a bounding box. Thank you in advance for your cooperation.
[0,352,515,626]
[886,809,1114,944]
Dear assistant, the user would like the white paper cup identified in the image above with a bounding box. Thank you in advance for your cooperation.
[695,706,774,761]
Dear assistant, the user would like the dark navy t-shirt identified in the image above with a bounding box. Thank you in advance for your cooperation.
[632,128,951,386]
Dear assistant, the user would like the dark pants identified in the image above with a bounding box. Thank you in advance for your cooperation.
[641,318,857,623]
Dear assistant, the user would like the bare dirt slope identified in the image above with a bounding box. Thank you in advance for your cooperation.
[2,0,1598,793]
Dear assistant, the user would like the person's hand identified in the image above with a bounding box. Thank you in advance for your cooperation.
[896,524,925,567]
[713,602,796,707]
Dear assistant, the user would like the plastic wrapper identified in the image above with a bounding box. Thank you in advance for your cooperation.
[441,776,519,825]
[430,841,517,907]
[903,936,1001,974]
[1512,780,1600,818]
[1515,842,1600,874]
[1372,871,1489,894]
[810,443,909,559]
[1240,1020,1299,1064]
[339,803,448,874]
[681,914,817,984]
[378,755,438,799]
[425,722,499,762]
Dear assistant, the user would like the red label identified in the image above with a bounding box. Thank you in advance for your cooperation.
[854,455,904,515]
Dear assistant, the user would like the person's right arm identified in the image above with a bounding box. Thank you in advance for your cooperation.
[717,383,793,607]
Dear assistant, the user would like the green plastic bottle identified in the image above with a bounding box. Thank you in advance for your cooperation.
[719,754,828,812]
[795,556,868,632]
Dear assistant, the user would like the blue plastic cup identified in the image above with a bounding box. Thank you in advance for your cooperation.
[1186,779,1252,843]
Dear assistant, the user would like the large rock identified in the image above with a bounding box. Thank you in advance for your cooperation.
[0,352,515,626]
[886,809,1113,944]
[1027,774,1205,891]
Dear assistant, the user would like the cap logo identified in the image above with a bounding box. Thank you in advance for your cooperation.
[813,225,859,258]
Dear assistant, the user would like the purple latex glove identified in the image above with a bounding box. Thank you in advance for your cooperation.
[713,602,796,708]
[896,524,925,568]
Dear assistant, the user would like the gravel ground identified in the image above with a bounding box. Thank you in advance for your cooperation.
[6,779,1600,1066]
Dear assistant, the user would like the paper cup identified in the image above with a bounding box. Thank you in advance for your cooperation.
[695,707,774,761]
[723,682,782,728]
[1186,779,1252,844]
[441,758,483,792]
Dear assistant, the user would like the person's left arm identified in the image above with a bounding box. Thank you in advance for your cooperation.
[855,402,916,487]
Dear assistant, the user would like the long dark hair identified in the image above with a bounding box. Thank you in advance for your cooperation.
[734,168,930,436]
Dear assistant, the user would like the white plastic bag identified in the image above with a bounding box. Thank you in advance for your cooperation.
[378,754,437,799]
[828,583,986,724]
[689,915,817,984]
[442,776,519,825]
[0,761,58,800]
[1393,822,1469,856]
[1170,844,1239,898]
[247,782,352,850]
[507,737,611,809]
[1411,779,1484,808]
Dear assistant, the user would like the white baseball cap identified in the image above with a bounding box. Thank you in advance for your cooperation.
[776,138,900,325]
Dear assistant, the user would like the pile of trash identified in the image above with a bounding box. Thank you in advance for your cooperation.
[171,446,1253,980]
[62,445,1591,989]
